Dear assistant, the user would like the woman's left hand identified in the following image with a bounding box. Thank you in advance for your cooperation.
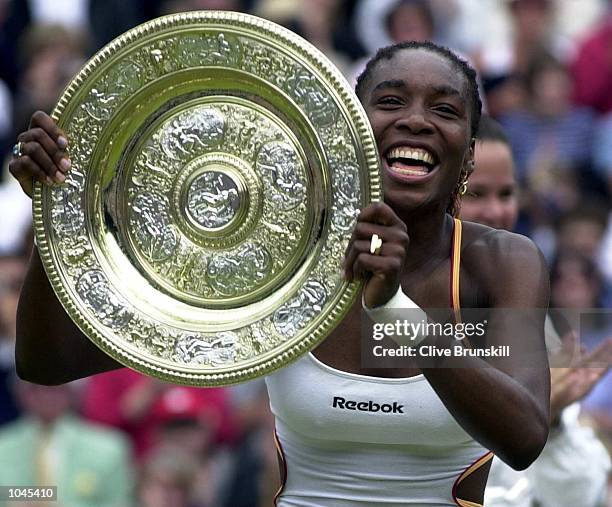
[343,202,409,308]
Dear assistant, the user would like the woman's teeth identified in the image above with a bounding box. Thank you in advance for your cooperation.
[387,147,435,165]
[389,163,429,176]
[385,147,436,176]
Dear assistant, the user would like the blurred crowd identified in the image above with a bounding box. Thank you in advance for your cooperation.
[1,0,612,506]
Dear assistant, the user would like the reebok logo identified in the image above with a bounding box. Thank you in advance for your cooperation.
[332,396,404,414]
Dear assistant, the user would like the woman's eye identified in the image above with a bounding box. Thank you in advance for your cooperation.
[434,105,458,116]
[378,96,402,106]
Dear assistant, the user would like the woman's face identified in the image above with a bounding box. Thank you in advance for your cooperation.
[362,49,474,214]
[461,140,518,231]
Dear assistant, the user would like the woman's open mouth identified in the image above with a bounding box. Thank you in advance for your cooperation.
[384,146,438,181]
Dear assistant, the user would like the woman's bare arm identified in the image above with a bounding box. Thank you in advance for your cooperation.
[16,247,122,384]
[419,231,550,470]
[10,111,122,384]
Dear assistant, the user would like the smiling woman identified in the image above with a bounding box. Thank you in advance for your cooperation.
[8,40,550,507]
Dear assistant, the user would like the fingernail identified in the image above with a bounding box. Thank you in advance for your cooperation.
[54,171,66,183]
[45,176,53,185]
[57,136,68,149]
[60,158,71,172]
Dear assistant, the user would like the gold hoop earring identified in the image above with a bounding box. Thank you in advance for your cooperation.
[458,172,468,196]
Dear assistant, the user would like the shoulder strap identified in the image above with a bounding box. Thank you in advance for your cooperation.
[450,218,462,323]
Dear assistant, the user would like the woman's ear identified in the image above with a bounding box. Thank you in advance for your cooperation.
[465,138,476,176]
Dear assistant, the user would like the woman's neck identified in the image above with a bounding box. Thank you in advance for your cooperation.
[399,207,454,273]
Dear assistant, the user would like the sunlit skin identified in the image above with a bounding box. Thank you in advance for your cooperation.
[461,141,519,231]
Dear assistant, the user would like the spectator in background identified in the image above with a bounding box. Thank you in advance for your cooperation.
[550,250,604,310]
[555,205,612,307]
[500,53,595,183]
[255,0,354,76]
[549,251,612,458]
[221,382,279,507]
[461,116,611,507]
[555,205,609,262]
[498,53,599,242]
[0,380,133,507]
[137,447,201,507]
[11,23,87,139]
[479,0,576,121]
[571,0,612,116]
[460,116,518,231]
[150,388,233,507]
[0,254,25,426]
[159,0,244,15]
[349,0,436,84]
[480,0,573,78]
[81,369,236,459]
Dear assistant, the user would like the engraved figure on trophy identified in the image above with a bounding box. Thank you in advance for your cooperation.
[130,192,178,262]
[76,270,132,329]
[273,280,327,337]
[206,243,272,296]
[186,171,240,229]
[175,331,237,365]
[257,142,305,210]
[284,68,337,127]
[331,165,361,233]
[160,108,225,161]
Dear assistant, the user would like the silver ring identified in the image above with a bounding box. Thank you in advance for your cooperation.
[370,233,383,255]
[12,141,24,158]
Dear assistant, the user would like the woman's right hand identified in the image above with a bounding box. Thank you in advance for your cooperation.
[8,110,71,198]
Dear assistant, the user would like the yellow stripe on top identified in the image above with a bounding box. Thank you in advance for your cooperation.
[451,218,463,324]
[453,451,494,507]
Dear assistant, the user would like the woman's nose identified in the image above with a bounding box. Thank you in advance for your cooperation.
[394,109,434,134]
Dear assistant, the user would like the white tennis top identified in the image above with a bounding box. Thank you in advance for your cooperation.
[265,352,491,506]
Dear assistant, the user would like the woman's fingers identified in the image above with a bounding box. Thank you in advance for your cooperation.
[342,202,409,307]
[29,110,67,148]
[8,111,70,197]
[8,157,50,197]
[344,239,405,281]
[17,133,66,182]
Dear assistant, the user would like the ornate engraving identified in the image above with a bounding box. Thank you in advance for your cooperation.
[284,67,337,127]
[175,33,242,68]
[186,171,240,229]
[331,164,361,233]
[160,108,225,161]
[273,280,327,337]
[130,192,178,262]
[207,243,272,296]
[257,142,306,210]
[76,270,133,329]
[175,331,237,365]
[50,172,85,237]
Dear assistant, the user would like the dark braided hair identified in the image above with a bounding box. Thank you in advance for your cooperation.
[355,40,483,216]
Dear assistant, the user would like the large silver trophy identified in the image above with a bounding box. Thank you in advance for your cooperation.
[33,11,381,385]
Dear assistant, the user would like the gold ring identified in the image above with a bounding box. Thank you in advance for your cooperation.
[370,233,382,255]
[12,141,24,158]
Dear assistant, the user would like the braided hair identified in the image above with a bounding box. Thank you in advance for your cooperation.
[355,41,482,216]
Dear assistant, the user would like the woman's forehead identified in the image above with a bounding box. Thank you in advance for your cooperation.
[368,49,467,96]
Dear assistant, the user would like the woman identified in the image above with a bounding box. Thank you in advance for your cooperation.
[9,41,550,506]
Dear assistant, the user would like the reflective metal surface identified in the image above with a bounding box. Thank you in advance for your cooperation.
[33,11,381,385]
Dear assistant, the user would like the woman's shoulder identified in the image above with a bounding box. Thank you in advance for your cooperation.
[460,221,549,303]
[461,221,541,260]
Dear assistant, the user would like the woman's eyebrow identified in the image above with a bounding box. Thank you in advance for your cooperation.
[431,84,463,100]
[372,79,406,92]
